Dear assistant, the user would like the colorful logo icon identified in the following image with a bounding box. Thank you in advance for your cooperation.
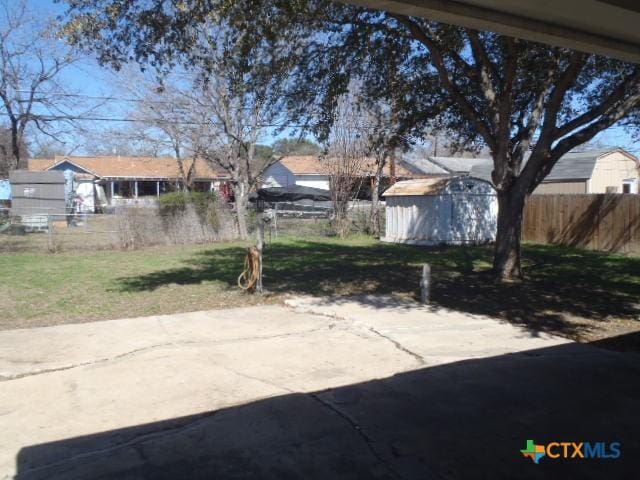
[521,439,546,464]
[521,439,621,463]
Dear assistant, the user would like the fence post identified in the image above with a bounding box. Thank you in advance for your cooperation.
[47,214,53,250]
[421,264,431,304]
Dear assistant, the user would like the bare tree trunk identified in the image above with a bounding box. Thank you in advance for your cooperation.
[10,122,20,171]
[233,182,249,240]
[370,169,382,237]
[493,190,526,281]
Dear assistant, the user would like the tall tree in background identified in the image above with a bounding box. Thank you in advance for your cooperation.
[322,91,368,237]
[361,102,405,237]
[0,0,81,174]
[272,137,321,156]
[189,75,279,239]
[63,0,640,280]
[130,81,199,190]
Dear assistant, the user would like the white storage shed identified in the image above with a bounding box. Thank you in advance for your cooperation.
[382,176,498,246]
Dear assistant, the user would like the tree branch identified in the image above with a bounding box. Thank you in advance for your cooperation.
[390,14,496,152]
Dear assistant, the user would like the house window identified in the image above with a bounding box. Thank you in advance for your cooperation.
[622,179,637,194]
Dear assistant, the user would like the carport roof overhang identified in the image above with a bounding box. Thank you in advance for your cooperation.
[340,0,640,63]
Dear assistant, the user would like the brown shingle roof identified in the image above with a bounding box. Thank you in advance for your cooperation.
[279,155,416,177]
[28,158,56,171]
[28,156,229,180]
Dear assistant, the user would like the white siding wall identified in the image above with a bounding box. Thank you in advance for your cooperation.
[262,164,330,190]
[294,175,330,190]
[262,163,296,188]
[589,151,639,193]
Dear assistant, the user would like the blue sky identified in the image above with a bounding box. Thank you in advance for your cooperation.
[17,0,640,157]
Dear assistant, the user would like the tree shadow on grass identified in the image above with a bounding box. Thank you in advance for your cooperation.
[116,239,640,339]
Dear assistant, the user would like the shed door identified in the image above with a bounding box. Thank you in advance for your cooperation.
[451,195,496,243]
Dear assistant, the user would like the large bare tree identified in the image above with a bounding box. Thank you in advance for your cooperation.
[323,92,368,237]
[128,79,200,190]
[0,0,81,175]
[189,75,278,239]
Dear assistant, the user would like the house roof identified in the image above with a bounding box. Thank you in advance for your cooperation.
[466,148,639,183]
[468,161,494,183]
[278,155,416,177]
[542,149,609,181]
[401,157,451,176]
[28,156,229,180]
[468,153,601,183]
[428,156,492,173]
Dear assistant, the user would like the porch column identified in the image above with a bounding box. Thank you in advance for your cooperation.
[210,181,214,192]
[110,181,115,200]
[156,181,160,197]
[134,181,139,198]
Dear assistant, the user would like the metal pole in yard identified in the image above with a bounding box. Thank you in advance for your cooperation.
[421,264,431,304]
[256,211,264,293]
[47,214,53,250]
[274,202,278,238]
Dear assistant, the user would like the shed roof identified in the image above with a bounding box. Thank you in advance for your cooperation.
[28,156,229,180]
[382,176,492,196]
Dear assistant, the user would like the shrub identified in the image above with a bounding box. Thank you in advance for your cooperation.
[158,191,220,230]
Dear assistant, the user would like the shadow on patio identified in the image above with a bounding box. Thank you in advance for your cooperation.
[15,335,640,479]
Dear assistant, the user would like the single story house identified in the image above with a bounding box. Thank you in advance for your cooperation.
[420,148,639,194]
[382,176,498,245]
[261,155,421,191]
[28,156,230,205]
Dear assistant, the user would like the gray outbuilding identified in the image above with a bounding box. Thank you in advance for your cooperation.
[382,176,497,246]
[9,170,67,216]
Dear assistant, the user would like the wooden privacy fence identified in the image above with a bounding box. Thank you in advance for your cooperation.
[523,194,640,254]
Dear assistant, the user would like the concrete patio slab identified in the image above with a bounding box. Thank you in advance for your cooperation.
[1,297,638,479]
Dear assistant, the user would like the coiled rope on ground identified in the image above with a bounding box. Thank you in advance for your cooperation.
[237,246,261,293]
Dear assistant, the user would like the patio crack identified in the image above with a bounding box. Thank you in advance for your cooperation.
[0,343,176,381]
[0,325,337,382]
[16,409,224,477]
[366,327,425,365]
[309,392,404,480]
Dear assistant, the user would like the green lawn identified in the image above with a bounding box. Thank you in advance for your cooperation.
[1,236,639,342]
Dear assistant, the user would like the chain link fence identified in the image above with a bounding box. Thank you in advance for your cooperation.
[0,200,386,253]
[0,203,239,253]
[263,200,385,239]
